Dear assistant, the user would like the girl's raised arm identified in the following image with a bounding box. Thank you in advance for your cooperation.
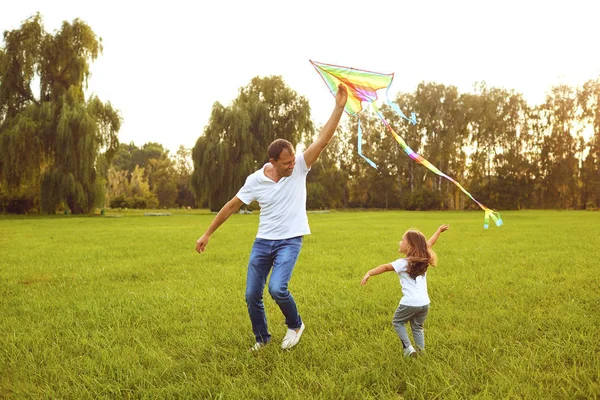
[428,224,449,247]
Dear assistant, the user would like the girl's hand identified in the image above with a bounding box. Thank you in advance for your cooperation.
[438,224,449,233]
[360,273,371,286]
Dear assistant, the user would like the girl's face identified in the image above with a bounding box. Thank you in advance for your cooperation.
[398,235,409,254]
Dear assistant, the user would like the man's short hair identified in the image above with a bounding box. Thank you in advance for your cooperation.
[268,139,294,161]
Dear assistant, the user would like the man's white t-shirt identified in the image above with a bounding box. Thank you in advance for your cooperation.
[235,153,311,240]
[391,258,430,306]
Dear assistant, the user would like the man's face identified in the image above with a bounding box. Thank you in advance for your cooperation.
[271,148,295,177]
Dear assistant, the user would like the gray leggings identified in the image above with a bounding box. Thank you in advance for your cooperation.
[392,304,430,349]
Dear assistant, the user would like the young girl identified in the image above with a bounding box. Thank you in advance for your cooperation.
[361,224,449,357]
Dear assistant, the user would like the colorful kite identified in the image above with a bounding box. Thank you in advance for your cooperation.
[310,60,503,228]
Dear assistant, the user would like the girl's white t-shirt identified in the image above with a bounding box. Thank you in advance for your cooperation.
[391,258,430,306]
[236,153,311,240]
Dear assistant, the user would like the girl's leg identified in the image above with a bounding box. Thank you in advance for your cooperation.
[392,305,417,349]
[409,304,430,350]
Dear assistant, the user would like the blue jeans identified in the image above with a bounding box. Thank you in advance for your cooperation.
[245,236,303,343]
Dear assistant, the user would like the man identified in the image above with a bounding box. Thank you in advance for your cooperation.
[195,84,348,351]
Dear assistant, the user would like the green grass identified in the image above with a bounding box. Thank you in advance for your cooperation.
[1,210,599,399]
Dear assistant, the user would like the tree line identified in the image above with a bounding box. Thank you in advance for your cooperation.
[0,15,196,213]
[193,77,600,212]
[2,15,599,214]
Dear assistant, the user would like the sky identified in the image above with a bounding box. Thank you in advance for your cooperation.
[2,0,600,154]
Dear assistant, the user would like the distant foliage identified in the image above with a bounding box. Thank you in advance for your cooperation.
[105,142,193,210]
[0,14,121,214]
[191,76,314,211]
[305,81,600,211]
[2,15,599,213]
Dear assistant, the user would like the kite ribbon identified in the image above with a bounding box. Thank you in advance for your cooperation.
[357,117,377,169]
[369,102,503,228]
[310,60,502,228]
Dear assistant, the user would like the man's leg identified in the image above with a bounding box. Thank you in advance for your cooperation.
[245,239,273,344]
[268,236,303,330]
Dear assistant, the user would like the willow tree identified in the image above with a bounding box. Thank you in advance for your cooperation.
[191,76,313,211]
[0,14,120,213]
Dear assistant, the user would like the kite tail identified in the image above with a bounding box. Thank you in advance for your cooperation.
[385,86,417,125]
[357,117,378,169]
[370,102,503,229]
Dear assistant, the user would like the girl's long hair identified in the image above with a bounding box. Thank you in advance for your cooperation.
[404,229,437,280]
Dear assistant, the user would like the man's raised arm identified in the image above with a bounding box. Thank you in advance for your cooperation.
[303,85,348,169]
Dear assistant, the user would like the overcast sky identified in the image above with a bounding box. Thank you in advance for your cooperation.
[2,0,599,153]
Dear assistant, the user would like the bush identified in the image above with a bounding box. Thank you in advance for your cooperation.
[109,194,158,209]
[109,195,130,209]
[307,182,327,210]
[0,193,38,214]
[402,188,441,211]
[131,195,158,209]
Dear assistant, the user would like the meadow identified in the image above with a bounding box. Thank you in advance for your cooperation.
[0,210,599,399]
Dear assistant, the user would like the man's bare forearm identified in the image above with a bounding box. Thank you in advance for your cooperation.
[204,198,241,236]
[315,105,344,149]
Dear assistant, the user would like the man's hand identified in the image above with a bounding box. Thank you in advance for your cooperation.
[360,273,371,286]
[194,196,243,254]
[336,84,348,109]
[196,234,210,253]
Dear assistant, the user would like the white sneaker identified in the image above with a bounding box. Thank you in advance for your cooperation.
[249,342,268,352]
[404,345,416,358]
[281,323,305,349]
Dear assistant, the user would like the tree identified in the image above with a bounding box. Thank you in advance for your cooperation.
[338,111,381,208]
[578,79,600,209]
[533,85,579,208]
[465,84,532,209]
[0,15,45,212]
[490,90,533,209]
[305,133,349,209]
[148,157,177,208]
[111,142,167,179]
[129,165,157,209]
[388,92,425,198]
[0,14,120,214]
[191,76,314,211]
[106,141,186,209]
[107,167,130,199]
[173,145,195,208]
[410,83,468,209]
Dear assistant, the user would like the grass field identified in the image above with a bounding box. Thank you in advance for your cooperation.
[1,210,599,399]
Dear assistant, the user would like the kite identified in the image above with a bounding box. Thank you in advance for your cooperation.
[310,60,503,229]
